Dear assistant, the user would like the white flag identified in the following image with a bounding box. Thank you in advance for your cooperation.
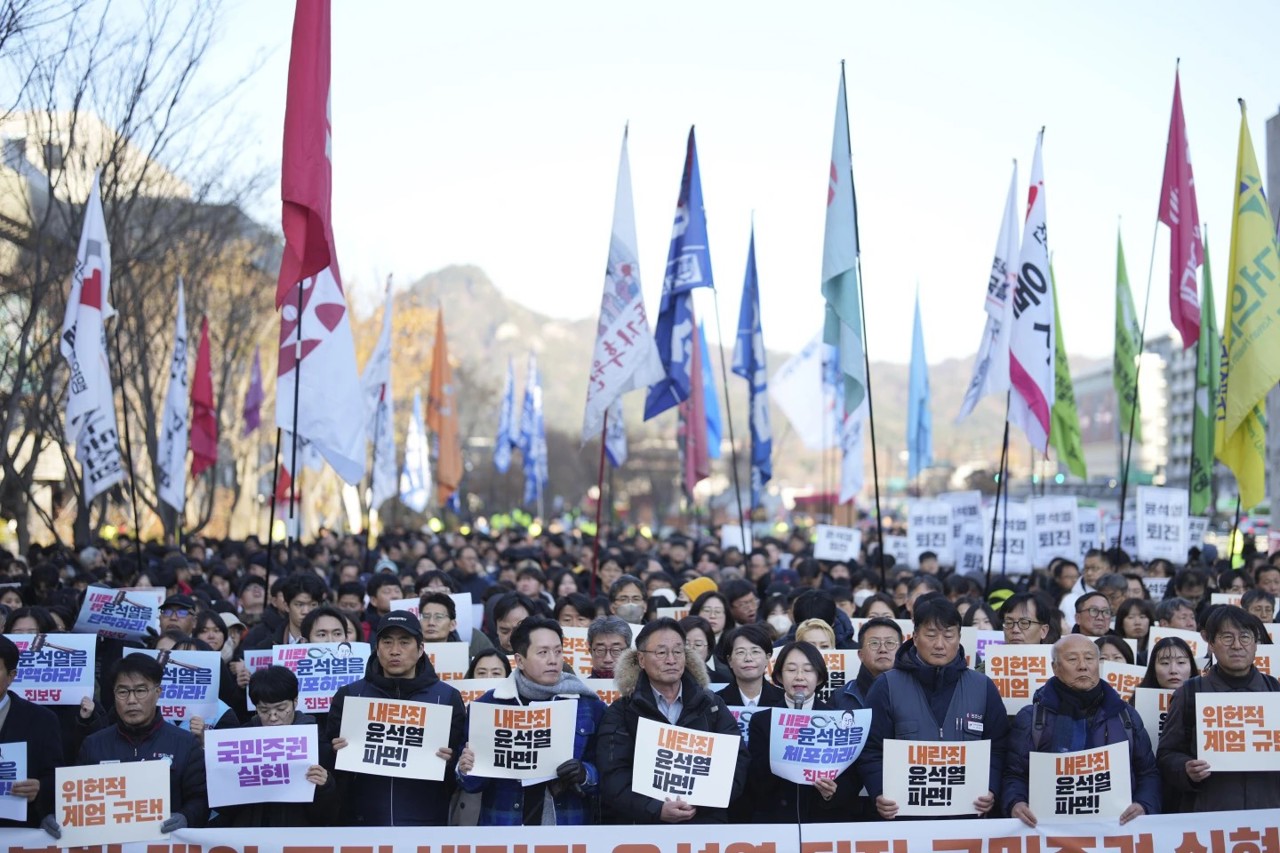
[1008,131,1054,451]
[60,173,125,503]
[361,281,396,509]
[400,390,431,513]
[957,163,1019,423]
[769,334,827,451]
[582,127,665,444]
[155,277,189,512]
[604,397,627,467]
[839,402,867,504]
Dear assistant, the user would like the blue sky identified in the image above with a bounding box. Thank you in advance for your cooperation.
[201,0,1280,364]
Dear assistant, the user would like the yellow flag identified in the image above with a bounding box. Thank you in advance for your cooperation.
[1215,103,1280,508]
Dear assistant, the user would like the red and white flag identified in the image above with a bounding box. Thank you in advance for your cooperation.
[191,316,218,478]
[60,174,125,503]
[1158,67,1203,349]
[275,0,365,484]
[1008,130,1054,452]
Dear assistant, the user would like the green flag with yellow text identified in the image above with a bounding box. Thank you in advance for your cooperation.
[1050,265,1087,479]
[1190,238,1218,515]
[1114,233,1142,442]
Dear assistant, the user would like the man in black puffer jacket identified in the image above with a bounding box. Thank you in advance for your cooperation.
[326,611,465,825]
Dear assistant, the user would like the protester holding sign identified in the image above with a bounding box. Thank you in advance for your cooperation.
[0,636,62,828]
[327,612,465,825]
[1002,635,1159,826]
[1157,605,1280,812]
[597,617,747,823]
[858,596,1008,819]
[48,654,206,837]
[455,617,606,825]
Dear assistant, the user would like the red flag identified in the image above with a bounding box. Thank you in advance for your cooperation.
[190,316,218,477]
[278,0,339,307]
[427,310,462,506]
[1158,67,1203,349]
[679,304,711,497]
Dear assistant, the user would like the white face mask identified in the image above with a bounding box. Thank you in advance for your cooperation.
[853,589,874,607]
[768,614,793,635]
[614,603,645,625]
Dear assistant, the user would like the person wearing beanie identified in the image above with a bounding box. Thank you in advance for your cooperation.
[679,577,718,607]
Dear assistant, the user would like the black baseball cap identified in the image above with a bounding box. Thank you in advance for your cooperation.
[376,611,422,641]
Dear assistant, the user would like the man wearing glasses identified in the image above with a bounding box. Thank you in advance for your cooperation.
[1158,605,1280,812]
[418,591,494,658]
[597,617,747,823]
[836,617,903,711]
[1073,591,1113,639]
[44,655,206,838]
[1000,592,1053,645]
[587,616,632,679]
[159,593,198,636]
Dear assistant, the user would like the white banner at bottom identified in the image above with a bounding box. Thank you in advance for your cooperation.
[5,810,1280,852]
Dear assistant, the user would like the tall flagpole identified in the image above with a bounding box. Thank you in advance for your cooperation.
[110,315,145,578]
[840,60,885,567]
[267,427,281,575]
[287,282,304,550]
[591,413,608,598]
[711,289,749,551]
[986,391,1011,587]
[1117,219,1162,544]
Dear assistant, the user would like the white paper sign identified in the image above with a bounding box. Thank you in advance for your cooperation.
[128,648,220,725]
[768,708,870,785]
[1148,626,1205,660]
[336,696,452,780]
[5,632,95,705]
[814,524,862,562]
[1185,517,1209,556]
[983,502,1032,575]
[56,759,169,846]
[939,490,983,529]
[1133,687,1175,748]
[469,700,576,780]
[582,678,622,706]
[909,500,955,567]
[815,649,861,704]
[448,678,506,705]
[1105,520,1138,554]
[0,741,26,822]
[1196,693,1280,772]
[205,723,319,807]
[1100,661,1146,703]
[1077,507,1102,561]
[985,644,1053,714]
[1028,742,1131,820]
[882,535,911,568]
[1137,486,1189,562]
[424,642,470,682]
[720,524,749,553]
[72,586,162,641]
[561,626,594,677]
[726,705,756,745]
[883,738,991,816]
[1142,577,1171,599]
[1031,496,1078,568]
[631,717,741,808]
[954,522,986,575]
[273,642,371,715]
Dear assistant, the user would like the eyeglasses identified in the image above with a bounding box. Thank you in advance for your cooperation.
[113,685,155,700]
[731,648,767,661]
[421,613,452,623]
[1078,607,1113,619]
[1215,633,1257,648]
[255,701,294,720]
[685,640,708,651]
[699,607,725,617]
[640,647,683,660]
[161,608,192,618]
[1006,618,1042,632]
[591,645,627,658]
[613,596,645,605]
[863,639,900,652]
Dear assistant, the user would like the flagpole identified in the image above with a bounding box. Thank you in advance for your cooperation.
[110,315,145,578]
[711,289,749,551]
[287,282,304,549]
[1117,216,1163,544]
[986,391,1012,587]
[266,427,281,577]
[591,413,608,599]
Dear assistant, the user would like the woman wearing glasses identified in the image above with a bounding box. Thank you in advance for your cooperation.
[717,624,785,709]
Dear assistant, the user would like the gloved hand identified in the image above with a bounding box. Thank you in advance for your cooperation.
[161,813,188,833]
[555,759,587,786]
[40,815,61,839]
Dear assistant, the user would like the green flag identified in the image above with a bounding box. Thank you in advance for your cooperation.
[1191,238,1218,515]
[1049,265,1087,479]
[1113,233,1143,441]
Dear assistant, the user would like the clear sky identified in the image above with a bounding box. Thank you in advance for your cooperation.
[203,0,1280,364]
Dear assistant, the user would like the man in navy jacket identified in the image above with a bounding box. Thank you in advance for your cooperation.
[0,636,64,829]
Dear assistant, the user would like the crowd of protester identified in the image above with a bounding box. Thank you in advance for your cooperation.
[0,522,1276,830]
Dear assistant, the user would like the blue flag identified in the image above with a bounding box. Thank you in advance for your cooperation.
[494,358,516,473]
[698,321,722,459]
[645,127,715,420]
[907,290,933,480]
[518,354,548,506]
[731,228,772,507]
[604,398,627,467]
[399,390,431,513]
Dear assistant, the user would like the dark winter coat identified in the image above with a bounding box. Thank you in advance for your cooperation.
[0,691,63,827]
[211,711,337,827]
[78,716,208,827]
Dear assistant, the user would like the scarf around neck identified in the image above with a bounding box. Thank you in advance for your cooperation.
[515,669,597,702]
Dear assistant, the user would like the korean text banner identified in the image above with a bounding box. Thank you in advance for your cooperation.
[768,708,870,785]
[882,738,992,817]
[273,641,370,714]
[469,699,576,780]
[337,696,452,780]
[5,632,95,705]
[1133,686,1174,748]
[129,648,220,724]
[632,717,741,808]
[73,586,162,640]
[1197,692,1280,772]
[448,678,505,705]
[1028,742,1131,820]
[9,811,1280,853]
[985,644,1053,714]
[55,759,169,846]
[205,724,318,807]
[0,742,26,822]
[422,642,469,682]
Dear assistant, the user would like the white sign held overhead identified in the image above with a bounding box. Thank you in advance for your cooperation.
[813,525,862,562]
[908,499,955,567]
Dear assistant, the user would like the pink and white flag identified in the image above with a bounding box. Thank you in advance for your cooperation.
[1008,130,1054,452]
[1158,68,1203,350]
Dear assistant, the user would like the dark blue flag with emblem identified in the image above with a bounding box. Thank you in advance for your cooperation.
[732,227,772,507]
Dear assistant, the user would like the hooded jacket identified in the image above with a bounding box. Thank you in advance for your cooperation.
[596,646,749,823]
[857,639,1008,805]
[1003,676,1160,816]
[325,651,466,825]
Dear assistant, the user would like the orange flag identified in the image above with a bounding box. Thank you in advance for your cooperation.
[428,309,463,507]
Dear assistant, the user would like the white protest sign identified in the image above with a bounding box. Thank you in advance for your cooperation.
[0,742,26,822]
[655,606,690,623]
[954,522,986,575]
[632,717,740,808]
[939,490,983,528]
[1133,687,1175,748]
[882,535,911,568]
[468,700,576,780]
[908,499,955,567]
[561,626,594,677]
[1142,577,1170,599]
[883,739,991,816]
[336,696,452,780]
[1252,647,1280,679]
[582,678,622,706]
[55,759,169,846]
[1031,496,1078,568]
[273,642,371,715]
[424,642,470,682]
[72,586,162,641]
[720,524,749,553]
[1196,693,1280,773]
[768,708,870,785]
[814,649,861,705]
[1137,486,1189,562]
[726,705,756,745]
[1185,517,1209,556]
[448,678,505,705]
[983,502,1032,575]
[5,632,95,705]
[1148,626,1205,661]
[1100,661,1146,703]
[1077,507,1102,561]
[128,648,220,725]
[1028,742,1131,820]
[985,644,1053,714]
[205,723,318,807]
[814,524,862,562]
